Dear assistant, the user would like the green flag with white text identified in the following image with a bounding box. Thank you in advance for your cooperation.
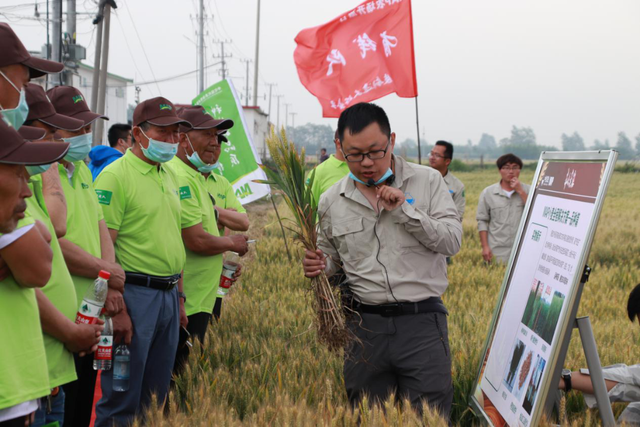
[193,79,270,204]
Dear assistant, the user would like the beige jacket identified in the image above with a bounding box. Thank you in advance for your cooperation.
[317,156,462,305]
[476,182,530,262]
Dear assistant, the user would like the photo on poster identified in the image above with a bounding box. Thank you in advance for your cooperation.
[523,355,547,414]
[513,350,534,401]
[503,339,527,393]
[521,280,566,345]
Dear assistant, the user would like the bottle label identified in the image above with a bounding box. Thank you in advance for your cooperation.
[113,356,130,380]
[95,336,113,360]
[219,263,237,289]
[75,299,103,324]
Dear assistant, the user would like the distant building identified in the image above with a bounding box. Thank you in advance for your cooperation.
[242,106,270,160]
[29,51,133,145]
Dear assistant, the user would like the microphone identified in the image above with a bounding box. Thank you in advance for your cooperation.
[367,178,376,187]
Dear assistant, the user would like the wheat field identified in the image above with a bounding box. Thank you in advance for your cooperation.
[140,168,640,426]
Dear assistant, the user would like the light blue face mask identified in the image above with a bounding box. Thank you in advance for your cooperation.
[26,163,52,176]
[349,168,394,187]
[140,128,178,163]
[185,134,219,173]
[63,133,93,162]
[0,71,29,130]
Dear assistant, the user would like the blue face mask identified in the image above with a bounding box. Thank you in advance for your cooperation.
[140,128,178,163]
[63,133,93,162]
[349,168,394,187]
[26,163,52,176]
[185,134,219,173]
[0,71,29,130]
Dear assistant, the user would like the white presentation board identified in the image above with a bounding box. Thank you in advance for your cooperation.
[470,151,617,427]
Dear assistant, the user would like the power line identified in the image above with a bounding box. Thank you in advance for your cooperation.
[112,10,149,94]
[122,1,161,95]
[132,61,221,86]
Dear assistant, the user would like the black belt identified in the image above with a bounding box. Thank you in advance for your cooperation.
[354,297,448,317]
[125,272,181,291]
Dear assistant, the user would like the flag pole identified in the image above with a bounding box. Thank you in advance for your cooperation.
[414,96,421,165]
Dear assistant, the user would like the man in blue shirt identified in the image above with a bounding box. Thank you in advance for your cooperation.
[88,123,132,180]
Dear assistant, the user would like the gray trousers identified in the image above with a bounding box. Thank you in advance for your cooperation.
[344,311,453,418]
[95,285,179,427]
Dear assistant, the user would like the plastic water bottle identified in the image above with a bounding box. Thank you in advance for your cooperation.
[113,344,130,392]
[218,252,240,297]
[76,270,110,325]
[93,314,113,371]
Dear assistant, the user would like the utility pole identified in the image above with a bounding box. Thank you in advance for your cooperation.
[90,9,104,113]
[284,103,291,130]
[252,0,260,106]
[51,0,62,86]
[266,83,276,119]
[275,95,283,130]
[197,0,205,93]
[290,112,297,129]
[65,0,76,85]
[213,40,232,80]
[94,2,112,145]
[241,59,252,106]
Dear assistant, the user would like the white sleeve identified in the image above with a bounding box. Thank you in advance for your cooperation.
[0,223,35,250]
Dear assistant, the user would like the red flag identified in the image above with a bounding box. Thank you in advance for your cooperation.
[294,0,417,118]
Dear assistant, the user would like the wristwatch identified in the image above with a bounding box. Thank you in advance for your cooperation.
[561,369,572,392]
[178,291,187,303]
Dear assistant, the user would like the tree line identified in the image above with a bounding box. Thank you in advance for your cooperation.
[287,123,640,160]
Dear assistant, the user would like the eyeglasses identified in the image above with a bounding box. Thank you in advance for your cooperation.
[501,166,521,171]
[428,151,449,160]
[342,140,390,163]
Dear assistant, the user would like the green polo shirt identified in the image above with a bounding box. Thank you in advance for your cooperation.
[0,217,50,410]
[26,176,78,388]
[94,150,185,277]
[206,172,246,213]
[205,171,246,235]
[168,157,223,316]
[309,155,349,209]
[59,161,104,307]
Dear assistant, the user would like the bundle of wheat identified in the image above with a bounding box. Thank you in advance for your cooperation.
[254,126,351,352]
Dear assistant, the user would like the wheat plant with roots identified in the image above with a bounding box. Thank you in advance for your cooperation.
[254,126,351,352]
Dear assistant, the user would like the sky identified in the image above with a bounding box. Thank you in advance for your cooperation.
[2,0,639,149]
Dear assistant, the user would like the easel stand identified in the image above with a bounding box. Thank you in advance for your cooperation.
[548,266,616,426]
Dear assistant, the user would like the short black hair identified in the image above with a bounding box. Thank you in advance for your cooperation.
[435,140,453,159]
[496,153,523,169]
[320,148,326,152]
[628,283,640,323]
[108,123,132,148]
[337,102,391,143]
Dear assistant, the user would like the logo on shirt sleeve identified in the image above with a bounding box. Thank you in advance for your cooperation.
[95,189,113,205]
[179,186,192,200]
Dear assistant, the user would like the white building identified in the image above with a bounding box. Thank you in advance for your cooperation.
[242,106,270,160]
[30,53,133,145]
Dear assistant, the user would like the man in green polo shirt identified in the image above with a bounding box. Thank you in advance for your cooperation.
[308,130,349,210]
[168,106,249,372]
[94,97,190,427]
[47,85,126,427]
[205,129,250,320]
[23,83,105,427]
[0,118,68,426]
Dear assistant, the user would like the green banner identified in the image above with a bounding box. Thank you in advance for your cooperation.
[192,79,270,204]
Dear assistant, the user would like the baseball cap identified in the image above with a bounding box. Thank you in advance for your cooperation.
[217,130,229,143]
[0,23,64,78]
[47,86,108,126]
[133,97,192,128]
[177,106,233,134]
[25,83,84,131]
[17,125,47,141]
[0,119,69,165]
